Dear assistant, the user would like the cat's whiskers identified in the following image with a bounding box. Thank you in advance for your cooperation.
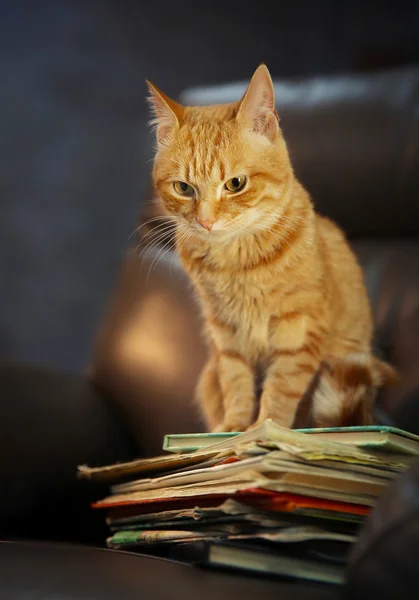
[141,221,178,239]
[257,211,304,235]
[147,224,191,284]
[255,221,303,238]
[231,209,299,241]
[172,229,194,275]
[137,225,177,263]
[135,223,178,255]
[129,214,178,235]
[146,238,173,284]
[259,211,304,229]
[138,225,177,248]
[127,215,179,247]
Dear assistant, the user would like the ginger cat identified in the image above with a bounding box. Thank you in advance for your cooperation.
[147,65,397,432]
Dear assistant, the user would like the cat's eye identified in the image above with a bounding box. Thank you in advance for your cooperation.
[173,181,195,197]
[225,176,247,193]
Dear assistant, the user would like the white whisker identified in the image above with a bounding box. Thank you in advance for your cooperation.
[126,215,179,246]
[140,222,177,241]
[146,223,190,283]
[134,224,177,256]
[137,228,175,263]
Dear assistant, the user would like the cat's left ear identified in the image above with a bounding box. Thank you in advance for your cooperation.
[237,64,279,142]
[146,80,183,148]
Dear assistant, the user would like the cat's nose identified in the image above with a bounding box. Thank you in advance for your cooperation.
[197,218,215,231]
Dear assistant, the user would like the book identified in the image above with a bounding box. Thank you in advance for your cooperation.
[169,540,345,585]
[163,432,236,453]
[106,498,362,533]
[81,419,416,586]
[108,450,392,498]
[102,489,369,525]
[107,524,356,549]
[90,423,409,510]
[93,451,389,509]
[78,448,230,483]
[302,425,419,454]
[81,420,410,488]
[163,424,419,455]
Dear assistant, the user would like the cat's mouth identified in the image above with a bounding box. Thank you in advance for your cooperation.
[191,222,254,243]
[193,219,227,235]
[188,213,270,239]
[194,225,228,237]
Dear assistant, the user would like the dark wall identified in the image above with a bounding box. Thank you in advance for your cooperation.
[1,0,419,372]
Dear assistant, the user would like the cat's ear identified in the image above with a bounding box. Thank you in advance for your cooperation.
[237,64,279,142]
[146,80,183,148]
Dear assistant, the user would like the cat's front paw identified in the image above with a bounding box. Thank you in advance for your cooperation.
[212,423,226,433]
[213,420,249,433]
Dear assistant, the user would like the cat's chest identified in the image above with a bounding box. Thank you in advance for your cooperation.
[205,274,271,352]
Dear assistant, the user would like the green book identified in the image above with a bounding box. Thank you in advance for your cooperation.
[163,423,419,455]
[162,432,235,453]
[170,540,345,585]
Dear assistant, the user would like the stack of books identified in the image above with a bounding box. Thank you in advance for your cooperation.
[79,420,419,586]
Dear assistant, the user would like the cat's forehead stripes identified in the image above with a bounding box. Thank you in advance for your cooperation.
[180,121,230,184]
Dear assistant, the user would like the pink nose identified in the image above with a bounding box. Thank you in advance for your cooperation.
[198,219,214,231]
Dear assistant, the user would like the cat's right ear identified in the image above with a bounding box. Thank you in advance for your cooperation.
[146,81,182,148]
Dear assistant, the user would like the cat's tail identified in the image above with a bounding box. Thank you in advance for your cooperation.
[311,353,399,427]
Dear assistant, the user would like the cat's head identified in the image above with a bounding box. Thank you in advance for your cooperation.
[147,65,292,239]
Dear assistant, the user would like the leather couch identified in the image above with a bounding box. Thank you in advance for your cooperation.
[1,66,419,599]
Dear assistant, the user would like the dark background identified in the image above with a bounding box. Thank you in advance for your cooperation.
[1,0,419,373]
